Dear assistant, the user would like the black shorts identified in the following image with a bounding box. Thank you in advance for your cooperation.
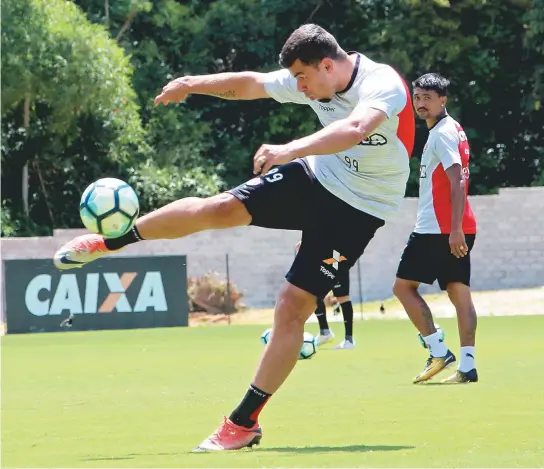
[229,160,384,298]
[332,268,350,297]
[396,232,476,290]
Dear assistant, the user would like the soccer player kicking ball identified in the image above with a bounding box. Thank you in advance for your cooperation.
[393,73,478,385]
[296,241,356,349]
[54,24,414,450]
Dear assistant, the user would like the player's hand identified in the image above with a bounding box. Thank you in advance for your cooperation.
[154,77,191,107]
[253,144,297,175]
[295,240,301,253]
[449,230,468,258]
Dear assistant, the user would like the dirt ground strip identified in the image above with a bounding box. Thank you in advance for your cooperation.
[189,286,544,326]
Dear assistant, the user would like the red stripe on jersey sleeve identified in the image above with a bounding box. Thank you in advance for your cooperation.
[455,123,477,234]
[431,163,452,234]
[396,76,415,158]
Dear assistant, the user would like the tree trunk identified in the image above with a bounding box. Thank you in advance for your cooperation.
[115,8,137,42]
[104,0,109,25]
[34,159,54,225]
[22,93,30,217]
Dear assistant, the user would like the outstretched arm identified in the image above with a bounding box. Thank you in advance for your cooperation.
[254,106,387,175]
[154,72,272,106]
[286,107,387,159]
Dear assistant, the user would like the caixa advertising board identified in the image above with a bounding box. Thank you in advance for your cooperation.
[3,256,188,334]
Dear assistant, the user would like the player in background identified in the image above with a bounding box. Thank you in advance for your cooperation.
[295,240,355,349]
[54,24,414,450]
[393,73,478,384]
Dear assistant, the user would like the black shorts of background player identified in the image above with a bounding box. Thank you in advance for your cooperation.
[296,240,355,349]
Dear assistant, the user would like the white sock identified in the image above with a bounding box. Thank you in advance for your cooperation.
[458,346,476,372]
[424,331,448,357]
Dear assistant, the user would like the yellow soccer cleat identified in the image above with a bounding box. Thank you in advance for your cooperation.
[413,350,456,384]
[441,368,478,383]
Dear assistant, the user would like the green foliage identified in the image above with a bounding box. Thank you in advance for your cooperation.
[2,0,543,235]
[1,0,223,235]
[128,161,222,211]
[1,202,17,238]
[2,0,140,138]
[1,0,147,234]
[0,201,50,237]
[524,0,544,110]
[534,167,544,186]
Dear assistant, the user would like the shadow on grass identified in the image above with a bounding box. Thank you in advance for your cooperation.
[420,382,462,386]
[83,445,414,460]
[83,452,181,461]
[254,444,415,453]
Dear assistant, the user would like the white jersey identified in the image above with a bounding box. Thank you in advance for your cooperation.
[263,52,414,220]
[415,115,477,234]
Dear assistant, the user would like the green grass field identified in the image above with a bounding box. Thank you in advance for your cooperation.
[2,316,544,468]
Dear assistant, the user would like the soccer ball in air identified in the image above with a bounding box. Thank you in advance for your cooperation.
[260,328,318,360]
[417,323,445,348]
[79,178,139,238]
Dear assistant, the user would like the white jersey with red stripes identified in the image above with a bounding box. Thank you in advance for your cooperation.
[415,114,477,234]
[264,52,414,221]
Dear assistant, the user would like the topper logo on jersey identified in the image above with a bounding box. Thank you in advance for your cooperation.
[318,103,335,112]
[358,133,387,146]
[24,271,168,316]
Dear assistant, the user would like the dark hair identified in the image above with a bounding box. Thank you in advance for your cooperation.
[279,24,346,68]
[412,73,450,96]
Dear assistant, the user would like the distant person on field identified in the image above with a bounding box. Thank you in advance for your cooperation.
[393,73,478,384]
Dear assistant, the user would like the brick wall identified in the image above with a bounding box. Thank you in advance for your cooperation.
[2,187,544,308]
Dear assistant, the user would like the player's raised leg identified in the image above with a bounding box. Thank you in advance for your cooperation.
[54,193,251,269]
[194,281,318,451]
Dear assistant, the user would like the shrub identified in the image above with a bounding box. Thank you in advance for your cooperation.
[187,271,244,314]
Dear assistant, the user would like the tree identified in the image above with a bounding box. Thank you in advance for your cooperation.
[355,0,543,194]
[4,0,542,235]
[1,0,148,233]
[524,0,544,110]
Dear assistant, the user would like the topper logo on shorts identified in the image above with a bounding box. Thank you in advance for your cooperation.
[320,266,335,278]
[24,271,168,316]
[322,250,347,270]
